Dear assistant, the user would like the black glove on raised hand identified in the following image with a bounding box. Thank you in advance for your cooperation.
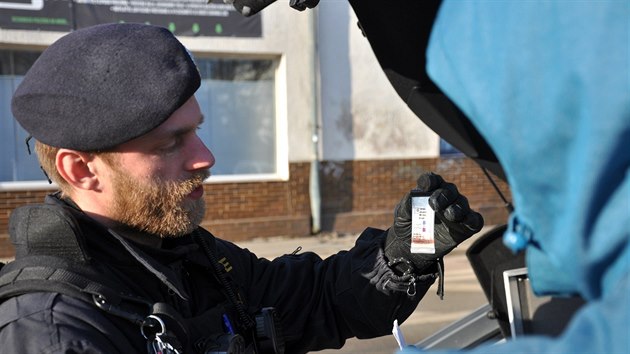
[384,172,484,276]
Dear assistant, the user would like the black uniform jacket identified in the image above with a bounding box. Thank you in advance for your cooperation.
[0,194,434,353]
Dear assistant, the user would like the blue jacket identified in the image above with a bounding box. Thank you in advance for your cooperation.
[403,1,629,353]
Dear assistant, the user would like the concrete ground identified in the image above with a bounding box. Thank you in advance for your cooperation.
[236,227,493,354]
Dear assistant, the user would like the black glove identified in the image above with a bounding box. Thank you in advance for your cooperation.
[384,172,484,276]
[289,0,319,11]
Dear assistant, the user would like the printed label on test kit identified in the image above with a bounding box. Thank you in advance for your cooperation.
[410,192,435,254]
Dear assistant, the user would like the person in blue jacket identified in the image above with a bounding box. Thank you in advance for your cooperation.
[402,1,629,353]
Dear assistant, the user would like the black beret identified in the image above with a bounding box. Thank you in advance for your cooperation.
[11,23,200,151]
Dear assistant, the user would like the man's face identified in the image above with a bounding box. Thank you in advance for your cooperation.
[98,96,215,237]
[105,160,209,237]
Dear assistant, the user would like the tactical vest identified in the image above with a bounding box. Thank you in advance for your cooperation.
[0,201,284,354]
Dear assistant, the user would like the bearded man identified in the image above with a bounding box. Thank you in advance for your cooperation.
[0,23,483,354]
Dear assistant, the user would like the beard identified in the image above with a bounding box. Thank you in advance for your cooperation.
[106,166,209,238]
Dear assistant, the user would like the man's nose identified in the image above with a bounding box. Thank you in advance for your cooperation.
[187,135,215,171]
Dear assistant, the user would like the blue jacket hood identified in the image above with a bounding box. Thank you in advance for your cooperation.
[426,1,629,300]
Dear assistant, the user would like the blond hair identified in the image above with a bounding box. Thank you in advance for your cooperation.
[34,141,118,197]
[35,141,71,196]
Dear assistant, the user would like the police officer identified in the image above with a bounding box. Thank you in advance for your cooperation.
[0,23,483,353]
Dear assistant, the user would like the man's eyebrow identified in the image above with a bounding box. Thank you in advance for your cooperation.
[166,114,205,137]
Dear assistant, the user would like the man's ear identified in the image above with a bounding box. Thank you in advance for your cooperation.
[56,149,101,191]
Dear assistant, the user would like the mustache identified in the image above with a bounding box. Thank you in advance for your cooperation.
[178,169,210,194]
[189,169,210,184]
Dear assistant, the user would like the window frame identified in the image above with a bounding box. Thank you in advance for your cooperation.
[0,51,289,191]
[192,52,289,184]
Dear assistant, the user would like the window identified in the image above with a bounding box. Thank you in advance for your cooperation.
[0,52,285,188]
[194,58,281,177]
[0,49,43,184]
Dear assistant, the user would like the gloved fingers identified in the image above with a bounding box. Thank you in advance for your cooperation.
[290,0,320,11]
[461,210,484,234]
[393,192,412,225]
[442,195,471,222]
[434,209,484,245]
[416,172,445,193]
[428,182,460,211]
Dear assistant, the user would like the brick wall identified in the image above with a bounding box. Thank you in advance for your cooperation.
[203,162,312,241]
[319,156,510,234]
[0,156,510,259]
[0,189,52,259]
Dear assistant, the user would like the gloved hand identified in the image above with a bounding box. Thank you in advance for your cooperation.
[384,172,484,276]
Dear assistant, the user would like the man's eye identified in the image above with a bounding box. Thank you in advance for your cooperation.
[160,137,181,152]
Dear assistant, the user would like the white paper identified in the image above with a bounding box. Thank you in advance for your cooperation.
[392,319,407,349]
[411,195,436,254]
